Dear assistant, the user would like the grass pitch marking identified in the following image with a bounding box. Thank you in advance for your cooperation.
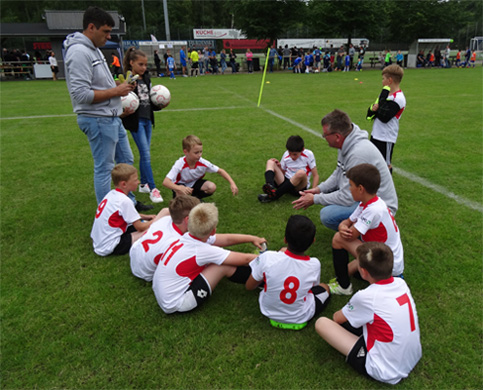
[3,100,481,213]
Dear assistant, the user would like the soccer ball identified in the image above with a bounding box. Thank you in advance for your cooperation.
[121,92,139,114]
[150,85,171,108]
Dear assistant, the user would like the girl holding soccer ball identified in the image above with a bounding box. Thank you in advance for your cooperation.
[122,47,163,204]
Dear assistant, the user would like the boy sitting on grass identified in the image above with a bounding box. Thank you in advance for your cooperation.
[152,203,260,314]
[328,163,404,295]
[163,135,238,199]
[316,242,421,385]
[246,215,330,330]
[258,135,319,203]
[91,163,164,257]
[130,195,267,282]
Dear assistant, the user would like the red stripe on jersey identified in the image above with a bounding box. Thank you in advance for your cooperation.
[108,210,127,232]
[361,196,379,210]
[285,250,310,261]
[362,222,388,243]
[366,313,394,351]
[176,255,205,281]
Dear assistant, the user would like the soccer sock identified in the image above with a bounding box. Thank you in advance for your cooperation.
[275,179,295,199]
[264,170,275,186]
[228,266,252,284]
[332,248,351,288]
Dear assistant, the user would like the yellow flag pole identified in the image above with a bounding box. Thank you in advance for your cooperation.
[257,46,271,107]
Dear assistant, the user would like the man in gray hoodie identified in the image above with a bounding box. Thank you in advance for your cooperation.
[293,109,397,231]
[64,7,150,210]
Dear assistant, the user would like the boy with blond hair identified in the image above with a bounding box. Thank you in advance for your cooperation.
[366,64,406,172]
[131,195,266,282]
[246,215,330,330]
[163,135,238,199]
[91,163,163,256]
[152,203,260,314]
[328,163,403,295]
[316,242,421,385]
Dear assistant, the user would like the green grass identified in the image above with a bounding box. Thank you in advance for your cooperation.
[1,67,482,389]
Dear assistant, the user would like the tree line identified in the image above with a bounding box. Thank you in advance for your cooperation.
[1,0,481,49]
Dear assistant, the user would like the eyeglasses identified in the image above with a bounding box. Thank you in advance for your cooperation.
[322,132,337,139]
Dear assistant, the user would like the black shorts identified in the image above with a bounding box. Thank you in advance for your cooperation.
[172,179,209,200]
[277,177,303,196]
[192,62,199,69]
[346,335,370,377]
[370,136,394,166]
[175,273,211,313]
[311,285,331,318]
[51,66,59,74]
[112,225,136,255]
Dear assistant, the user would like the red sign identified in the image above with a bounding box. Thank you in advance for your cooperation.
[33,42,52,50]
[223,39,273,50]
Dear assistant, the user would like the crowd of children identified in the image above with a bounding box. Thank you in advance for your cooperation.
[88,56,422,384]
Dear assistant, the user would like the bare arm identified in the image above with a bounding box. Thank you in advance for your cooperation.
[213,234,266,249]
[217,168,238,195]
[162,177,193,196]
[333,309,349,324]
[311,166,320,189]
[338,218,360,240]
[222,252,258,266]
[246,274,262,290]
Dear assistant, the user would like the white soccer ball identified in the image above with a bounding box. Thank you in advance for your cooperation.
[121,92,139,114]
[150,84,171,108]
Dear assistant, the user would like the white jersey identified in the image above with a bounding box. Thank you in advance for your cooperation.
[166,157,219,188]
[350,196,404,275]
[280,149,317,188]
[152,233,230,313]
[371,90,406,143]
[342,277,422,384]
[129,216,183,281]
[249,250,321,324]
[90,189,140,256]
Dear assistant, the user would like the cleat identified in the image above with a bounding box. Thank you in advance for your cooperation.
[262,183,277,199]
[258,194,273,203]
[328,278,353,295]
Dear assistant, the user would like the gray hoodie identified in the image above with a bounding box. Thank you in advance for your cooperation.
[64,32,121,117]
[314,123,398,215]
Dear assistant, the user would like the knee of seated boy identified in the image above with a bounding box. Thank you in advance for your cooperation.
[202,181,216,194]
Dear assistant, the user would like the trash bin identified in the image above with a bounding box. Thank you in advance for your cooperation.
[253,57,260,71]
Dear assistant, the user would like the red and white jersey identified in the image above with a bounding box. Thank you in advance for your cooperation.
[129,216,183,281]
[280,149,316,188]
[90,189,140,256]
[342,277,422,384]
[249,250,321,324]
[152,233,230,313]
[350,196,404,275]
[165,157,219,188]
[371,90,406,143]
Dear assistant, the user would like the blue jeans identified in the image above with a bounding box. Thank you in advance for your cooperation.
[320,202,359,231]
[221,60,227,74]
[130,118,155,190]
[269,58,274,72]
[77,115,135,204]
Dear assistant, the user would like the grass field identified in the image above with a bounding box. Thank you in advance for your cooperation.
[1,66,482,389]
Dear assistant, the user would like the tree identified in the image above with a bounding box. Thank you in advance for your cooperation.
[232,0,307,44]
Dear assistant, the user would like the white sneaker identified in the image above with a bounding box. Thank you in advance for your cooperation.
[139,184,150,193]
[150,188,164,203]
[328,278,353,295]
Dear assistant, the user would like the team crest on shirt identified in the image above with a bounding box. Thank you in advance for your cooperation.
[361,216,372,226]
[346,303,354,311]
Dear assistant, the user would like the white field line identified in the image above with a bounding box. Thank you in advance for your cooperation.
[215,85,483,214]
[3,101,481,213]
[0,106,253,120]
